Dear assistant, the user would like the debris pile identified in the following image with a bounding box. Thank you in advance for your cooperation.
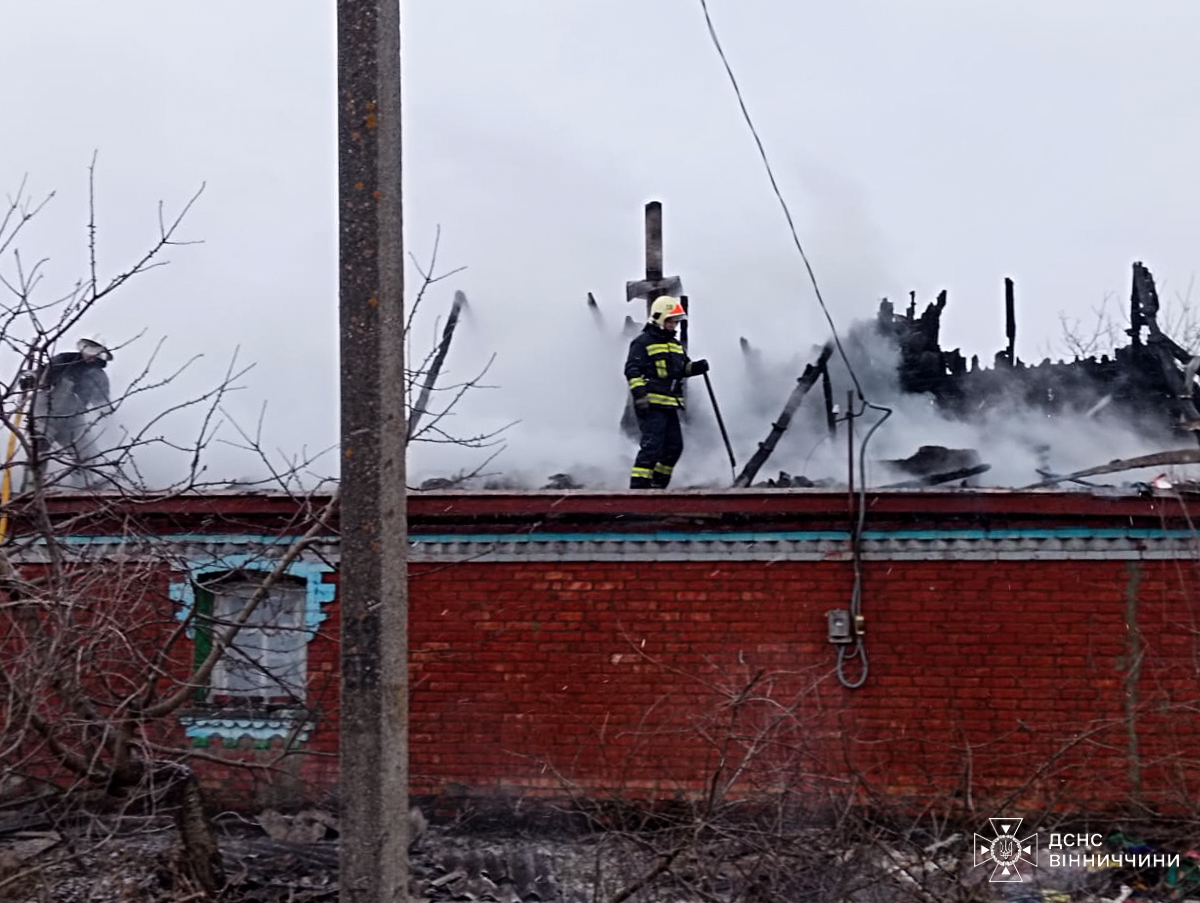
[733,261,1200,491]
[882,262,1200,441]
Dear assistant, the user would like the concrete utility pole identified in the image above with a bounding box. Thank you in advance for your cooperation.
[337,2,408,902]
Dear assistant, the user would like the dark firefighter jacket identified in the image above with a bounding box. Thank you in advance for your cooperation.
[37,353,111,407]
[624,323,701,410]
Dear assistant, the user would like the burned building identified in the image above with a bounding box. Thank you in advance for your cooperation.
[882,262,1200,442]
[727,261,1200,491]
[412,199,1200,493]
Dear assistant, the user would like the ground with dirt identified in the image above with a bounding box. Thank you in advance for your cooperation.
[1,810,1196,903]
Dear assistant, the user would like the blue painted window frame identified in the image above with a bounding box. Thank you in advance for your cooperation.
[169,552,335,745]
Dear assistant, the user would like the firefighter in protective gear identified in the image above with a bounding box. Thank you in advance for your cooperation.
[624,296,709,489]
[22,336,115,488]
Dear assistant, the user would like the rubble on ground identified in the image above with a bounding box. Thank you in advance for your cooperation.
[6,809,1200,902]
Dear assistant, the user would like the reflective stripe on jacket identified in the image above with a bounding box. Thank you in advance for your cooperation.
[624,324,700,409]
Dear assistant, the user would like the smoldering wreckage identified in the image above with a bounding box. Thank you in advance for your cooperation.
[419,252,1200,497]
[21,257,1200,498]
[13,205,1200,903]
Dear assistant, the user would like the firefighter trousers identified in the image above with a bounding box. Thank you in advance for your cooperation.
[630,406,683,489]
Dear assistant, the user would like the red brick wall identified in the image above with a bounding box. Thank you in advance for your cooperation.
[11,537,1196,815]
[0,564,195,794]
[0,563,345,812]
[398,557,1200,812]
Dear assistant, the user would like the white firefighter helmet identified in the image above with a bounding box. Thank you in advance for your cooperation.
[648,295,687,327]
[77,335,113,361]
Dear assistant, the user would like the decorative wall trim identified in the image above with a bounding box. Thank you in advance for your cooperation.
[10,526,1199,565]
[168,551,336,636]
[409,527,1200,563]
[180,713,312,746]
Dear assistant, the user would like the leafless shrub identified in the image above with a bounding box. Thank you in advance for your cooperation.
[404,227,512,489]
[0,165,507,897]
[519,629,1200,903]
[1057,292,1121,361]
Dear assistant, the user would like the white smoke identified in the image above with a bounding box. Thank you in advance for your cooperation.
[407,288,1199,491]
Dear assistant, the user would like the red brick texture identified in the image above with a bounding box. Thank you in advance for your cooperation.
[399,557,1200,812]
[8,492,1200,815]
[8,553,1198,814]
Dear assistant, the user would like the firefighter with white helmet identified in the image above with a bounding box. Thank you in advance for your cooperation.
[76,335,113,362]
[20,334,114,487]
[623,296,709,489]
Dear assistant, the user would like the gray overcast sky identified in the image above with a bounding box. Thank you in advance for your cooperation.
[4,1,1200,485]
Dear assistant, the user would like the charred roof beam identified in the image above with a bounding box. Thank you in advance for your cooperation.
[734,344,833,488]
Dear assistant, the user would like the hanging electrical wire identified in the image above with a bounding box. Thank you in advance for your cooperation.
[696,0,893,688]
[697,0,862,398]
[837,404,891,688]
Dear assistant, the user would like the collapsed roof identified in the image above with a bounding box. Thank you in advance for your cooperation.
[884,262,1200,442]
[821,260,1200,491]
[417,261,1200,493]
[414,197,1200,494]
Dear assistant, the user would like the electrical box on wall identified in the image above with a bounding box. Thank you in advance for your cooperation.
[827,609,853,644]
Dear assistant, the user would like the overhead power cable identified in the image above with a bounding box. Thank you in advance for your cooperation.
[696,0,864,400]
[697,0,894,689]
